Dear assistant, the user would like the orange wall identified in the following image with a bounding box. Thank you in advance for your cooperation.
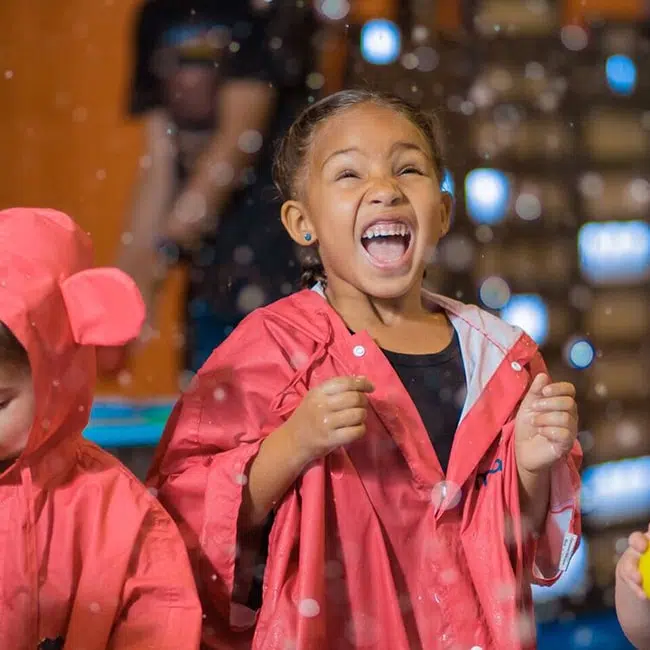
[563,0,645,23]
[0,0,182,397]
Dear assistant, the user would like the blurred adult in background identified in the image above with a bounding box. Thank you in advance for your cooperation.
[115,0,318,374]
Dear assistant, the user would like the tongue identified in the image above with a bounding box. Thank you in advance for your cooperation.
[364,235,407,263]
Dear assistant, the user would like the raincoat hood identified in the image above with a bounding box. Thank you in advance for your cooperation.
[0,207,145,463]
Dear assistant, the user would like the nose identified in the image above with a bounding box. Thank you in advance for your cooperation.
[366,177,404,207]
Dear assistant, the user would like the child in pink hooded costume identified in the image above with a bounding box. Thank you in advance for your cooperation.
[0,208,201,649]
[148,90,582,650]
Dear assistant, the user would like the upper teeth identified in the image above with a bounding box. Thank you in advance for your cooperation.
[362,223,409,239]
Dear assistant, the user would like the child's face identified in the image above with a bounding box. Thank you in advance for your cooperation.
[0,362,35,464]
[283,102,452,300]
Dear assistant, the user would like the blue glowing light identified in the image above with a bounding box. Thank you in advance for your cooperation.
[566,338,595,370]
[464,168,510,225]
[582,456,650,527]
[605,54,636,96]
[360,19,401,65]
[578,220,650,285]
[441,169,454,195]
[500,294,549,345]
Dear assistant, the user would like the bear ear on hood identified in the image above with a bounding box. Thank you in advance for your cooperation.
[60,268,146,346]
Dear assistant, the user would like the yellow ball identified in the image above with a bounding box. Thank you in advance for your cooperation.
[640,548,650,598]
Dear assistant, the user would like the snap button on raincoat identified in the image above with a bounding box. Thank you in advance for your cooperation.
[149,286,581,650]
[0,208,202,649]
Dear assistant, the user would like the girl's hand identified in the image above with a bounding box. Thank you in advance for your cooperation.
[617,525,650,600]
[514,373,578,475]
[285,375,374,467]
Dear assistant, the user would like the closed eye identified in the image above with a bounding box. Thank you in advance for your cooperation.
[335,170,360,180]
[398,166,424,176]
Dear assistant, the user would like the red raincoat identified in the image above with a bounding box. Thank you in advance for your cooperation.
[0,208,202,649]
[149,286,582,650]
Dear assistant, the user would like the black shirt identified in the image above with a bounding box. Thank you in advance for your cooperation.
[382,331,467,474]
[128,1,316,321]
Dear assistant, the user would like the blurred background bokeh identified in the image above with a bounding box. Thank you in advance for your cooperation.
[1,1,649,648]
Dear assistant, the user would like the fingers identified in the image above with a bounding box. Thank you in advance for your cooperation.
[629,531,649,554]
[330,424,367,447]
[532,396,577,415]
[541,381,576,398]
[525,373,550,399]
[320,375,375,396]
[327,407,367,430]
[536,427,576,454]
[327,389,369,412]
[533,411,576,428]
[618,547,647,599]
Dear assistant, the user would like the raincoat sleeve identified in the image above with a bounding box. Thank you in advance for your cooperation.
[108,504,203,649]
[146,313,291,630]
[527,353,583,585]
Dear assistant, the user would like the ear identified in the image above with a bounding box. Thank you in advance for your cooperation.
[60,268,146,346]
[280,200,317,247]
[439,192,453,237]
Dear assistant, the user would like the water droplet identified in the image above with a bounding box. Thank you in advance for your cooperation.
[616,421,641,448]
[298,598,320,618]
[573,626,594,647]
[480,276,511,310]
[515,193,542,221]
[560,25,588,51]
[627,178,650,204]
[210,161,235,186]
[72,106,88,123]
[525,62,545,80]
[236,284,266,314]
[213,387,227,402]
[412,25,428,42]
[415,46,438,72]
[234,473,248,486]
[147,487,159,498]
[4,70,13,80]
[475,225,493,244]
[238,130,263,154]
[89,602,101,613]
[306,72,325,90]
[233,245,254,266]
[318,0,350,20]
[441,235,474,272]
[345,613,379,646]
[401,52,419,70]
[431,481,462,511]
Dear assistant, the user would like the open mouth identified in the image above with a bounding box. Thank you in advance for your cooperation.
[361,221,413,267]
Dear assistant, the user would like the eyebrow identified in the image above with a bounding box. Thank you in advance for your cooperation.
[321,141,428,169]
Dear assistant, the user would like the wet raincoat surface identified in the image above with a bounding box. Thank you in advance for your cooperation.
[0,208,202,649]
[148,286,582,650]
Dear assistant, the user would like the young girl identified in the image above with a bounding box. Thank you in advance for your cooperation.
[616,523,650,648]
[0,207,201,648]
[148,89,582,650]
